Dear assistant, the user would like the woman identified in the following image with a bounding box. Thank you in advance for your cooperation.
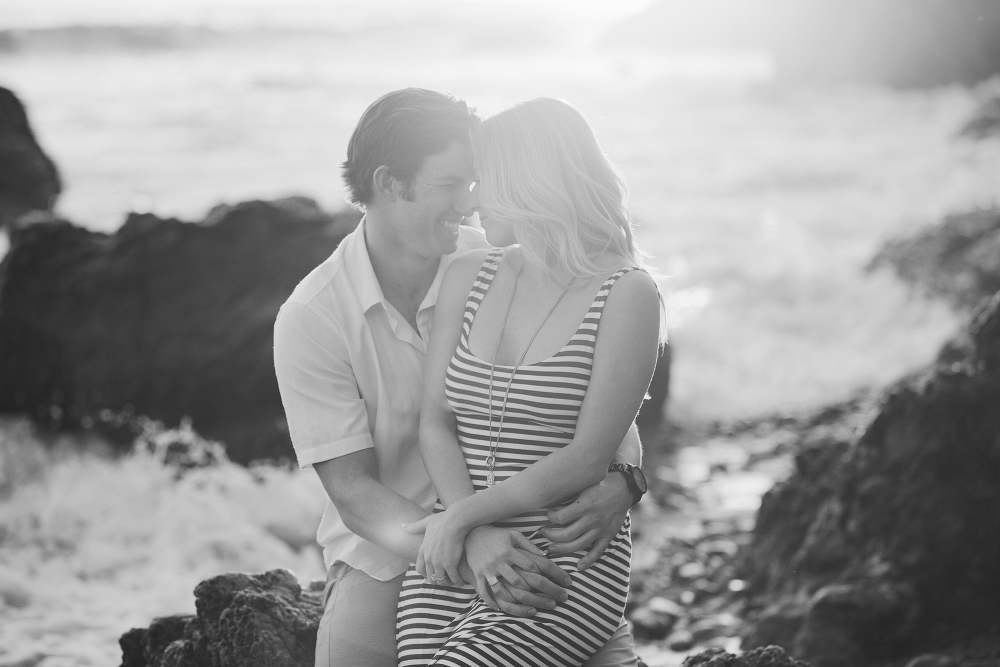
[396,98,662,666]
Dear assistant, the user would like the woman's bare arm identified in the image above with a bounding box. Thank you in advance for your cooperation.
[418,249,490,507]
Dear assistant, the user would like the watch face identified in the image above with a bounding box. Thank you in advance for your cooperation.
[632,467,648,494]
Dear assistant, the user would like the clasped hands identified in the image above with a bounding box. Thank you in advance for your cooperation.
[400,475,631,616]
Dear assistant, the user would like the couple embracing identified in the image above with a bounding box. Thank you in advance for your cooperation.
[274,88,662,666]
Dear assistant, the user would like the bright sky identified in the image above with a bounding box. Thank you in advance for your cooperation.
[0,0,655,29]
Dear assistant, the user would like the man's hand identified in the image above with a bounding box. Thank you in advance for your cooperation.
[540,472,632,570]
[464,526,571,616]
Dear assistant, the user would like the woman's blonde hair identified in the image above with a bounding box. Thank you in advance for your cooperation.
[472,98,644,280]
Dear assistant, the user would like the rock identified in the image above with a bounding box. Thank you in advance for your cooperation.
[119,569,324,667]
[604,0,1000,87]
[868,207,1000,310]
[646,595,685,618]
[738,293,1000,665]
[792,582,919,667]
[145,615,197,664]
[0,86,61,229]
[688,618,725,644]
[0,200,361,463]
[667,629,695,651]
[905,655,957,667]
[681,645,810,666]
[739,438,852,598]
[741,601,806,655]
[118,628,147,667]
[0,564,31,608]
[685,613,742,645]
[678,562,706,579]
[630,605,677,640]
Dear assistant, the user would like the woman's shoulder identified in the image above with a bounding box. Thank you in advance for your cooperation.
[599,258,659,307]
[440,248,496,299]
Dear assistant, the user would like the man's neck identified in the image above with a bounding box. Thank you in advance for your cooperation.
[364,214,441,331]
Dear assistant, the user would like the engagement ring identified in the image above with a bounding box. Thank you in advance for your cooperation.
[486,575,500,588]
[430,574,445,582]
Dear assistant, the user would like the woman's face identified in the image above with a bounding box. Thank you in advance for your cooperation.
[469,178,516,247]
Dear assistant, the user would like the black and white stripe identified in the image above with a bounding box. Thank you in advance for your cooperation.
[398,249,634,666]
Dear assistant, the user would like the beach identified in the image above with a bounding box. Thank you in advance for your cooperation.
[1,16,998,666]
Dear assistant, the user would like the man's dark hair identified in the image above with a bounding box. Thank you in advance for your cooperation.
[342,88,479,207]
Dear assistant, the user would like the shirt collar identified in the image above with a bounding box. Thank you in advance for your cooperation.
[342,217,386,314]
[419,251,456,314]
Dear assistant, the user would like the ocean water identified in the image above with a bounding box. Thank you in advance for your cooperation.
[0,24,998,664]
[3,28,993,419]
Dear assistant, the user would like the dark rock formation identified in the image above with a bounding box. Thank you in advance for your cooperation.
[737,293,1000,667]
[682,645,810,667]
[122,568,809,667]
[0,198,361,463]
[868,207,1000,310]
[119,569,325,667]
[604,0,1000,87]
[0,86,61,228]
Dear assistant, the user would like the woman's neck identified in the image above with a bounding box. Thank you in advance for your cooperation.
[511,246,583,286]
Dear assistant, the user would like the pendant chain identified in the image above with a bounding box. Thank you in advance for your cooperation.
[485,258,573,486]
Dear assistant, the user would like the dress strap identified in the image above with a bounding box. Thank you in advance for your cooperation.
[461,248,505,339]
[588,266,641,315]
[573,266,644,346]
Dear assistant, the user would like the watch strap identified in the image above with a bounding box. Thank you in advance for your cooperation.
[609,462,645,507]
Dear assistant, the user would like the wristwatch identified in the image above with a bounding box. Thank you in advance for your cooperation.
[608,463,647,508]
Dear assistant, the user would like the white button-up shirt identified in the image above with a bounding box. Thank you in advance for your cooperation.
[273,219,487,580]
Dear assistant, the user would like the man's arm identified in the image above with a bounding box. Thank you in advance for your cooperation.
[313,451,427,560]
[541,420,642,569]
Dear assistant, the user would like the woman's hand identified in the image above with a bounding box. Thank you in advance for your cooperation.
[401,509,470,587]
[464,525,572,614]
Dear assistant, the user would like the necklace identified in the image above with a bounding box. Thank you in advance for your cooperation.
[485,258,573,486]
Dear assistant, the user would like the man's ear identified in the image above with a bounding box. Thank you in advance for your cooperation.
[372,165,399,201]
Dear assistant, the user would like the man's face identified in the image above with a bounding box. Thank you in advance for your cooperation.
[393,140,475,259]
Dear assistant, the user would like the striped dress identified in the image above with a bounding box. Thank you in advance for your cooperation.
[397,248,634,667]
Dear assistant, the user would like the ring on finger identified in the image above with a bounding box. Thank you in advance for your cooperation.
[486,575,501,589]
[430,574,445,582]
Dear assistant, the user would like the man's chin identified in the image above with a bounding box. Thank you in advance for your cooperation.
[438,236,461,256]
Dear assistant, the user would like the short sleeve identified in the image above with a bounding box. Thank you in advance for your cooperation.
[273,302,375,469]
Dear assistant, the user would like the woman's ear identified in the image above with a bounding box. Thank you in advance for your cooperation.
[372,165,398,201]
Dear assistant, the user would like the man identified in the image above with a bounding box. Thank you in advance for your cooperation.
[274,88,643,667]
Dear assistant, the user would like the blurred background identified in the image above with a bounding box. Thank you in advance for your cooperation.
[0,0,998,665]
